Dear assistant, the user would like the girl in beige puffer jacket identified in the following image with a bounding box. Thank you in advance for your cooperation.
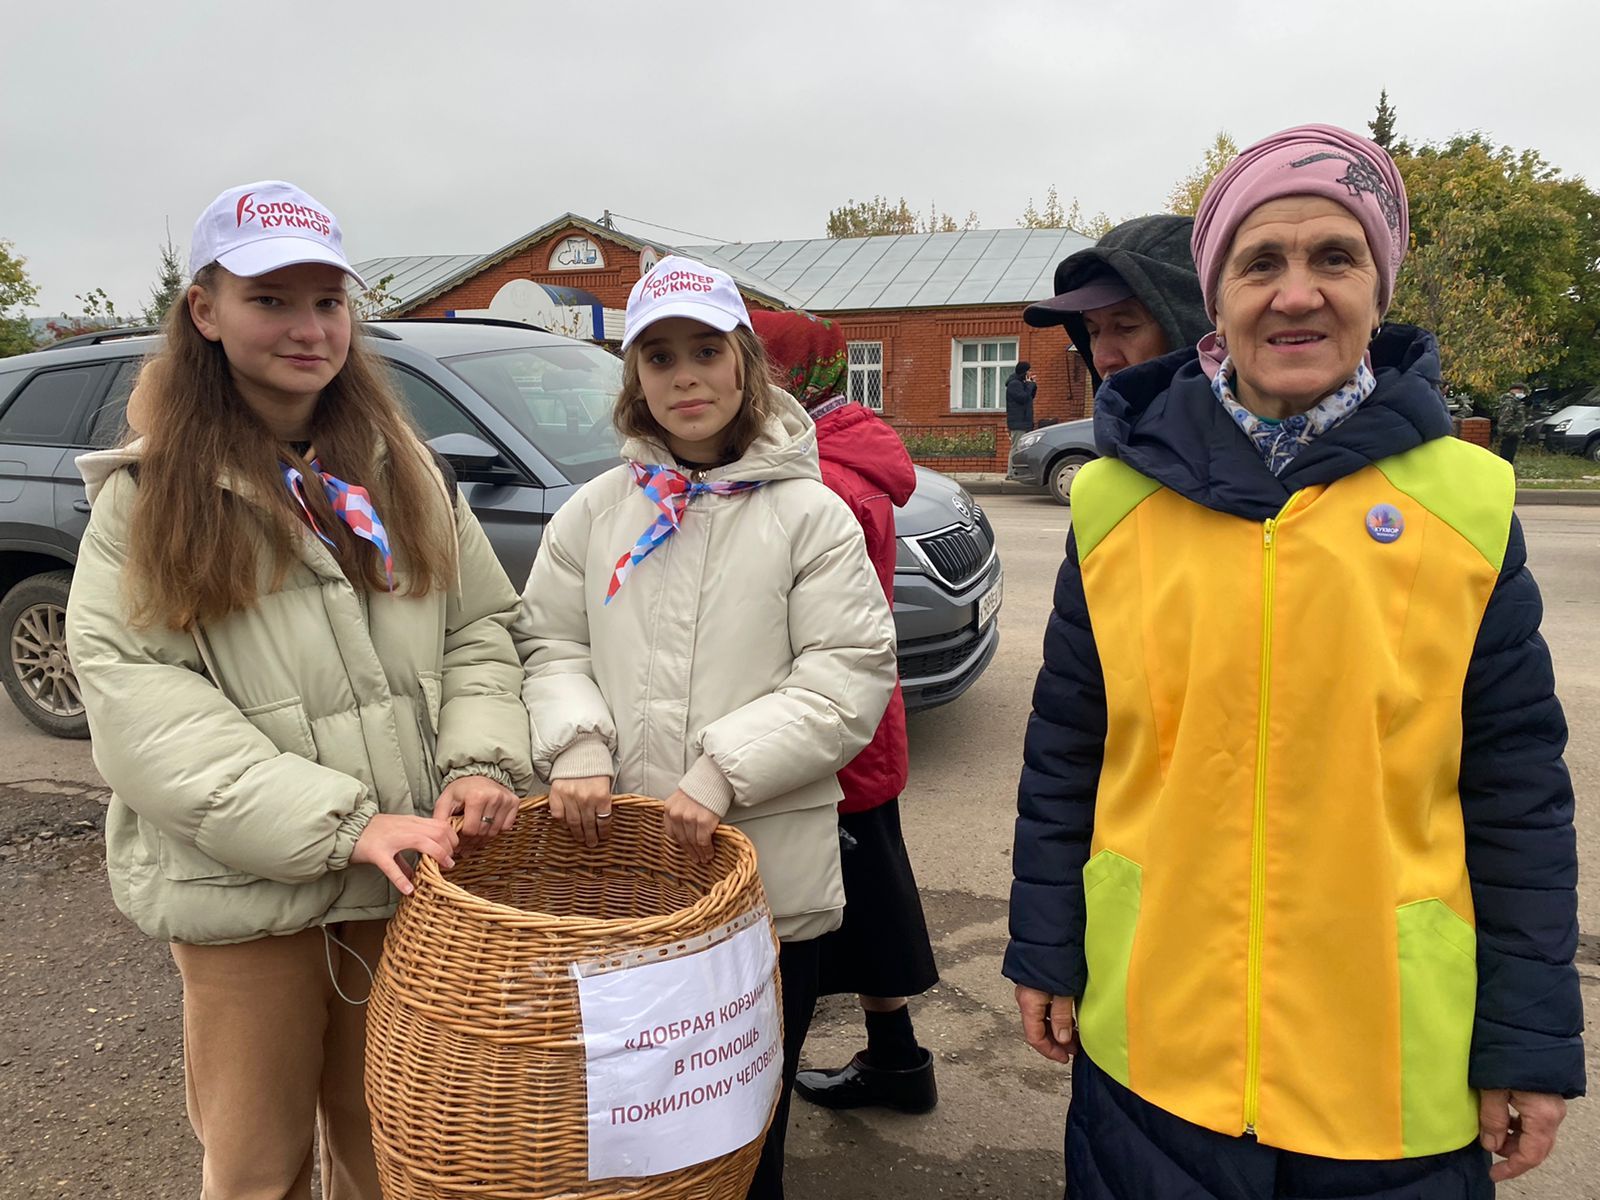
[67,181,534,1200]
[518,258,896,1200]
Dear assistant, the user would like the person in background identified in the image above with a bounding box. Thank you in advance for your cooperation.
[1006,360,1037,432]
[750,310,941,1117]
[1023,215,1210,393]
[1496,382,1531,463]
[1006,125,1582,1199]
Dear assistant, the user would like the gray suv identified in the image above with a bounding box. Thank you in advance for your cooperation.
[0,320,1001,737]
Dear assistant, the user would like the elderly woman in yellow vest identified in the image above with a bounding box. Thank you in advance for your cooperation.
[1005,124,1583,1200]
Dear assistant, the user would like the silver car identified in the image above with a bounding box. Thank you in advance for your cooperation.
[0,320,1001,736]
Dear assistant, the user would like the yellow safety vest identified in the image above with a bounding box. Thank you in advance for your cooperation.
[1069,436,1515,1159]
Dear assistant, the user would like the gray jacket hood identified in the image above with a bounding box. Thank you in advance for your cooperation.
[1031,215,1212,392]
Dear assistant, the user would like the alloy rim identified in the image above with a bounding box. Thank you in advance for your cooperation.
[11,602,83,718]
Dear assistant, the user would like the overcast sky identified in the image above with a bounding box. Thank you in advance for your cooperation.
[3,0,1591,315]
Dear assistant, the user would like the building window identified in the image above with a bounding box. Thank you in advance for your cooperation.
[847,341,883,411]
[950,338,1018,412]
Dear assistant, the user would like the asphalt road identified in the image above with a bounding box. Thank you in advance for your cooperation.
[0,497,1594,1199]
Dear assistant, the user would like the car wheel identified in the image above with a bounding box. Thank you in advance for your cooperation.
[1,570,90,739]
[1049,453,1094,506]
[1588,437,1600,463]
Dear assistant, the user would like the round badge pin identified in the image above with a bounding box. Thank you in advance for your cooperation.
[1366,504,1404,544]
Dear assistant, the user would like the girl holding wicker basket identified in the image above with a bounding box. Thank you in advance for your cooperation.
[518,256,898,1199]
[66,181,536,1199]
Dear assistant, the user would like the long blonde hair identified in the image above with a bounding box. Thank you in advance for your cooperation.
[124,265,457,630]
[611,326,782,461]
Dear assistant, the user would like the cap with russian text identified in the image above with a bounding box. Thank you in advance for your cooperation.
[622,255,750,351]
[190,180,365,287]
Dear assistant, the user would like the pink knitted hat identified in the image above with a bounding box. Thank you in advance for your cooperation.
[1191,124,1409,321]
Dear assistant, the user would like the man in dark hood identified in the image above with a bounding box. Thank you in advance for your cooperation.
[1005,361,1037,432]
[1023,214,1210,392]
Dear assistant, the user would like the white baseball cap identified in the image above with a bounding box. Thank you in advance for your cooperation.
[621,255,750,351]
[190,180,366,287]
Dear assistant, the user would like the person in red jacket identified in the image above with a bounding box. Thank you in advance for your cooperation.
[751,310,940,1114]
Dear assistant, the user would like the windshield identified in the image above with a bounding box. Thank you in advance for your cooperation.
[444,343,623,484]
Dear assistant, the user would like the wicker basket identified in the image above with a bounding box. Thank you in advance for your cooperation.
[366,794,779,1199]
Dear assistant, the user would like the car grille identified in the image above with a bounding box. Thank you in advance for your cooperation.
[909,506,995,589]
[899,631,982,680]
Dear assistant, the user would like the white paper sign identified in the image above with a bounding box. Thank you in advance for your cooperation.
[576,920,781,1180]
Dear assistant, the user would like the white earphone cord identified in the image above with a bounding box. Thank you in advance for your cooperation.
[322,926,377,1006]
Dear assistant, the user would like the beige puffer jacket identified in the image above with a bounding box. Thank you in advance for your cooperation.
[67,438,535,946]
[518,393,897,940]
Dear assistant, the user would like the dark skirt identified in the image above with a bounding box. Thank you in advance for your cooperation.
[747,938,820,1200]
[814,800,939,999]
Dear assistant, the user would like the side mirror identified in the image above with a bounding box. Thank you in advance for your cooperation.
[428,433,523,485]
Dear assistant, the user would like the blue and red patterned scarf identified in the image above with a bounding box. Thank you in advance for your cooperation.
[281,456,396,590]
[1211,357,1377,477]
[605,462,762,604]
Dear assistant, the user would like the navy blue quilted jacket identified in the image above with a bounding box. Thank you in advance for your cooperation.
[1004,326,1585,1099]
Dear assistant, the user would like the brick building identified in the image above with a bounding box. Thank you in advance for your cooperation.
[358,214,1098,472]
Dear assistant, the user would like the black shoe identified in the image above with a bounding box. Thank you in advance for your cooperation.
[794,1049,938,1114]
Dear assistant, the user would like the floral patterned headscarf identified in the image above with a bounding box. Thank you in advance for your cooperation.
[750,310,848,409]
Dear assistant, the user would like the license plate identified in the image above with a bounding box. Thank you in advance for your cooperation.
[977,575,1003,627]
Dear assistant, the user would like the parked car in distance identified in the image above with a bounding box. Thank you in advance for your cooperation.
[1541,397,1600,461]
[892,468,1002,711]
[1521,390,1573,442]
[0,320,1000,737]
[1006,416,1098,505]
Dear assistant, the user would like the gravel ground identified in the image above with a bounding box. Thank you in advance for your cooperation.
[0,779,194,1199]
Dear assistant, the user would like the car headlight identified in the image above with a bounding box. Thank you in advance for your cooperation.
[1552,420,1571,432]
[1013,431,1044,451]
[895,538,924,573]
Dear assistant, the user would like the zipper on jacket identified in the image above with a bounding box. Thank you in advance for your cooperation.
[1245,496,1295,1135]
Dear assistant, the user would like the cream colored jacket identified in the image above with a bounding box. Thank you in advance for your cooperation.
[68,439,534,945]
[518,395,897,939]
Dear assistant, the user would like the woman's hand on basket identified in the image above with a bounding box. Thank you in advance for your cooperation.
[662,789,720,865]
[434,775,520,849]
[352,814,458,896]
[549,775,615,848]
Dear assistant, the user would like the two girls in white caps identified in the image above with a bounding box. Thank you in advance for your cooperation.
[66,181,534,1198]
[519,256,897,1198]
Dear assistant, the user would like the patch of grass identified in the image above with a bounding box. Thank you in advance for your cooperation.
[1512,447,1600,489]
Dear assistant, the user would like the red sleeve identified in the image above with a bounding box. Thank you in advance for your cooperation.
[819,461,896,600]
[858,494,896,600]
